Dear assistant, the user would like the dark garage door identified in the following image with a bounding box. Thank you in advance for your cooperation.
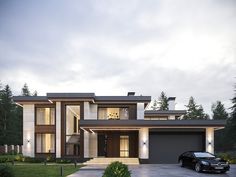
[149,132,205,164]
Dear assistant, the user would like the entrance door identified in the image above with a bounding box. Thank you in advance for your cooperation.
[98,134,107,156]
[120,136,129,157]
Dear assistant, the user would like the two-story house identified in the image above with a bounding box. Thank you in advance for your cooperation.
[13,92,225,164]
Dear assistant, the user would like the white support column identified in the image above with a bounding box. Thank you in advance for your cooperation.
[16,145,20,154]
[89,133,98,157]
[206,128,214,154]
[23,104,35,157]
[139,128,149,159]
[137,103,144,120]
[84,131,90,158]
[56,102,61,158]
[84,102,90,119]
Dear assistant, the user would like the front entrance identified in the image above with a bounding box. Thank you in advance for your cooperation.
[97,131,138,158]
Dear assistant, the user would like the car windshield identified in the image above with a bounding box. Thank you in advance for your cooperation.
[194,152,215,158]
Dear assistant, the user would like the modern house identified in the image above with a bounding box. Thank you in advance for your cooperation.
[13,92,225,164]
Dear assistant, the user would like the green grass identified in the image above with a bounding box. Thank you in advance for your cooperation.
[10,164,81,177]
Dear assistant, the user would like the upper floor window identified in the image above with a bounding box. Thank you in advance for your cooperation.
[36,107,55,125]
[98,108,129,120]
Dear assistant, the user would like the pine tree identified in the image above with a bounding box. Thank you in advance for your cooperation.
[32,90,38,96]
[159,91,168,110]
[21,83,31,96]
[226,86,236,149]
[211,101,228,120]
[183,96,209,120]
[151,100,159,110]
[212,101,228,151]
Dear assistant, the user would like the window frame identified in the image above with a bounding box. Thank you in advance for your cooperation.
[97,107,129,120]
[35,133,56,154]
[64,104,81,157]
[35,105,56,126]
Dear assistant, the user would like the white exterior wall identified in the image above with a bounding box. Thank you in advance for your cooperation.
[56,102,61,158]
[89,104,97,119]
[137,103,144,120]
[84,102,97,120]
[206,128,214,154]
[168,115,175,120]
[89,133,98,157]
[23,104,35,157]
[168,100,175,110]
[139,128,149,159]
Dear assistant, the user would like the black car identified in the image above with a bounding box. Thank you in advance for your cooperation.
[178,151,230,173]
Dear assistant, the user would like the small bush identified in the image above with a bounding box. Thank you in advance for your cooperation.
[0,155,15,163]
[0,165,14,177]
[103,161,131,177]
[23,157,44,163]
[216,152,236,164]
[56,158,72,164]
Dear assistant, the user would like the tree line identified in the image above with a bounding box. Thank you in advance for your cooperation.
[152,90,236,151]
[0,82,36,145]
[0,82,235,151]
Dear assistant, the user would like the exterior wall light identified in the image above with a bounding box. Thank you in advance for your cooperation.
[143,141,146,145]
[27,139,30,143]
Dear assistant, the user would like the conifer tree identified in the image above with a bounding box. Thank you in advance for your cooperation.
[159,91,168,110]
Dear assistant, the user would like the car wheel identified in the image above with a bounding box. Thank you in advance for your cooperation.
[179,159,184,167]
[195,163,201,173]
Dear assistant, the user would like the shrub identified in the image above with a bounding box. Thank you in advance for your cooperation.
[0,165,14,177]
[0,155,15,163]
[56,158,72,164]
[216,152,236,164]
[103,161,131,177]
[22,157,44,163]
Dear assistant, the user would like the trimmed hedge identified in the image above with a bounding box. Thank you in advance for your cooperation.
[103,161,131,177]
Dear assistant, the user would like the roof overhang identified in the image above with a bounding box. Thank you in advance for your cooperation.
[80,120,226,129]
[145,110,186,116]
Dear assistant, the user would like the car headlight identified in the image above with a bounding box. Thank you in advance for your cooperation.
[201,161,209,165]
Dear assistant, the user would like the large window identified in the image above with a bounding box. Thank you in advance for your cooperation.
[36,133,55,153]
[65,105,80,156]
[36,107,55,125]
[120,136,129,157]
[98,108,129,120]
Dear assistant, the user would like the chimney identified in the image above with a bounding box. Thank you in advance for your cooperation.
[168,97,176,110]
[127,92,135,96]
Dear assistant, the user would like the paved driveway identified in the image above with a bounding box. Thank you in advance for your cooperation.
[69,164,236,177]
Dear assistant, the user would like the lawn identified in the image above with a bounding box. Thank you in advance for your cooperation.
[4,164,81,177]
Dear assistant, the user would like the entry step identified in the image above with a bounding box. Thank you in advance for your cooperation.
[83,157,139,165]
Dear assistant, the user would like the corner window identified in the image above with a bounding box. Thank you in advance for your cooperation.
[66,105,80,156]
[36,107,55,125]
[98,108,129,120]
[36,133,55,153]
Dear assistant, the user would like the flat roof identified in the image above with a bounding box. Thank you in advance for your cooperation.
[13,93,151,103]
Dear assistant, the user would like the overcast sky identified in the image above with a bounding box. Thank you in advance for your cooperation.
[0,0,235,116]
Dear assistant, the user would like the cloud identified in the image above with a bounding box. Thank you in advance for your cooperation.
[0,0,235,116]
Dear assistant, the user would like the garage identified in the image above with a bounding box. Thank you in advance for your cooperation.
[149,131,205,164]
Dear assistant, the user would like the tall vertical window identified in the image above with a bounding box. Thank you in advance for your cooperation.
[36,108,55,125]
[66,105,80,156]
[98,108,129,120]
[36,133,55,153]
[120,136,129,157]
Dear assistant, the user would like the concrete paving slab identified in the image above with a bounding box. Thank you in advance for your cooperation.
[68,164,236,177]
